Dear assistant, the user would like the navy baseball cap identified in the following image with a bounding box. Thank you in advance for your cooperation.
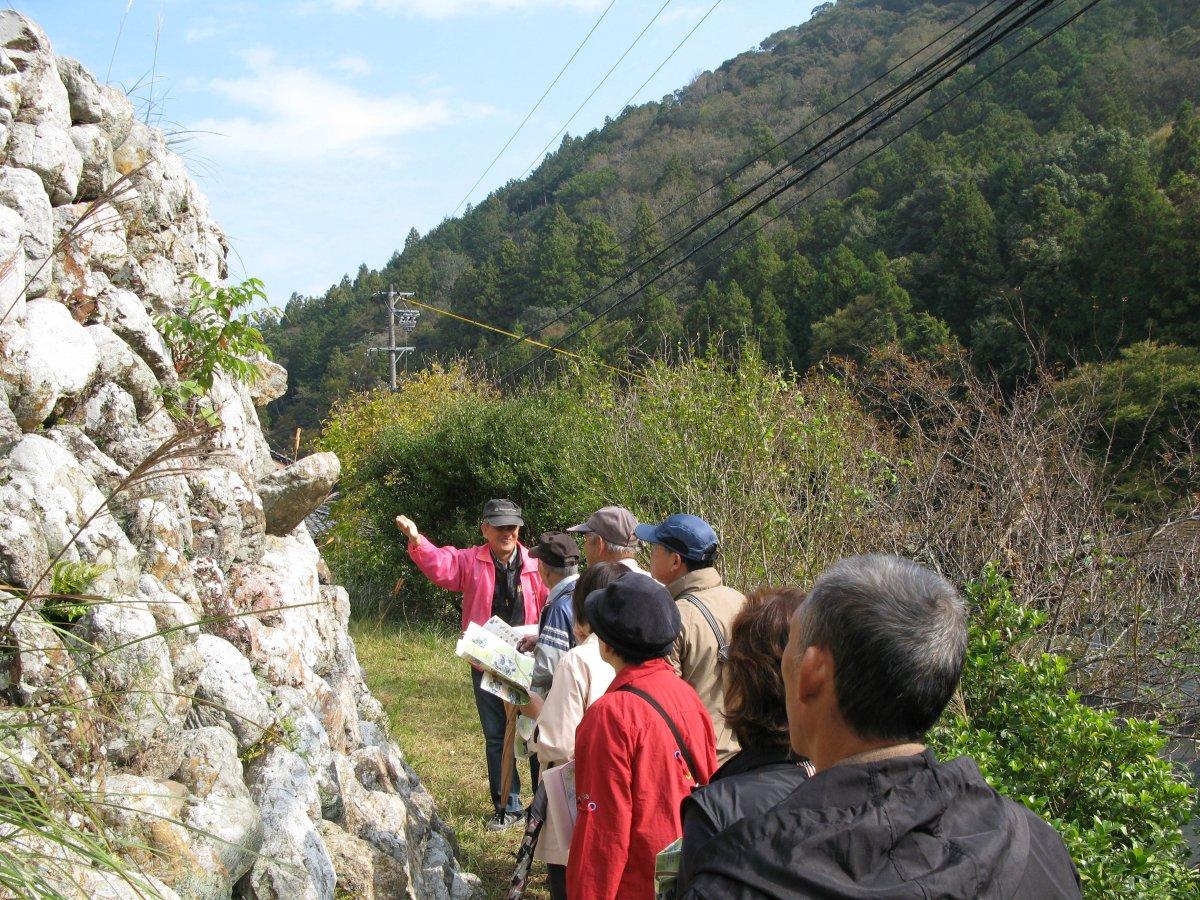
[635,514,718,562]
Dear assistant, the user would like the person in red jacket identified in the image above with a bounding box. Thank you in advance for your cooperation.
[395,499,549,831]
[568,572,717,899]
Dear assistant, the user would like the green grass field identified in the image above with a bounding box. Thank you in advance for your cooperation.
[350,619,549,900]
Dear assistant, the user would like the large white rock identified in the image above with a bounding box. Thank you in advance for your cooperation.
[0,508,48,590]
[72,381,138,453]
[114,120,190,230]
[45,420,128,495]
[0,433,141,594]
[100,772,233,899]
[85,322,160,414]
[0,164,54,298]
[55,56,103,125]
[70,122,116,201]
[137,572,201,634]
[132,251,185,312]
[8,120,83,205]
[335,753,415,878]
[193,633,271,752]
[80,600,188,776]
[186,464,264,571]
[0,11,70,129]
[277,684,342,818]
[172,726,264,893]
[97,82,135,149]
[97,286,176,383]
[249,356,288,406]
[259,452,340,537]
[209,371,275,480]
[243,745,337,900]
[251,531,343,684]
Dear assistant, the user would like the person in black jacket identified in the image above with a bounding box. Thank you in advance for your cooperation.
[676,587,814,894]
[683,554,1082,900]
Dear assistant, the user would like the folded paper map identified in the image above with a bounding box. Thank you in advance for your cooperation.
[456,617,535,704]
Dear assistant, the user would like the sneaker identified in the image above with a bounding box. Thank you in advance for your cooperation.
[486,810,524,832]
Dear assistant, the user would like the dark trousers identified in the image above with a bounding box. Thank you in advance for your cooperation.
[471,668,536,814]
[548,863,567,900]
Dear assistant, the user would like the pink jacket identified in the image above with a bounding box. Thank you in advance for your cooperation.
[407,535,549,631]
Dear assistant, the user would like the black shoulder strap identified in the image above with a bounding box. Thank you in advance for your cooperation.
[618,684,705,786]
[680,593,729,663]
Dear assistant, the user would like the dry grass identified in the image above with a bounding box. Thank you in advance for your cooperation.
[350,620,549,900]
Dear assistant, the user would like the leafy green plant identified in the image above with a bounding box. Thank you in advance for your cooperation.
[240,715,300,765]
[931,565,1199,898]
[156,275,275,424]
[40,561,110,626]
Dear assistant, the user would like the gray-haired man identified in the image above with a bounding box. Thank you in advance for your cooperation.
[683,555,1081,898]
[566,505,649,576]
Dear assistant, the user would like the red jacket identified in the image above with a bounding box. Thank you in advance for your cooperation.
[568,658,717,900]
[407,536,548,631]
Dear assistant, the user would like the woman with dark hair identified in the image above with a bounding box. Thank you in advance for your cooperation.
[674,587,814,894]
[519,561,623,899]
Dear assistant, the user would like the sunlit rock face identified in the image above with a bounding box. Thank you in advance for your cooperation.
[0,12,480,898]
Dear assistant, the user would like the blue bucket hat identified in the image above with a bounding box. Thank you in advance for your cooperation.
[634,514,718,563]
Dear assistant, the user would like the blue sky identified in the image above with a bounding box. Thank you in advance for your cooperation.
[15,0,821,305]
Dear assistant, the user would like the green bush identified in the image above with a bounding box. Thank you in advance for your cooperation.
[932,565,1199,898]
[319,353,884,620]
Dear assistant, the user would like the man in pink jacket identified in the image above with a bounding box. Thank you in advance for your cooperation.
[395,498,549,830]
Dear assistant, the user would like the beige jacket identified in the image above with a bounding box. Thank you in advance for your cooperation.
[530,634,614,865]
[666,568,746,764]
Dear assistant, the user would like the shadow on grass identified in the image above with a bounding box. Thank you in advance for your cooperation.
[350,618,549,900]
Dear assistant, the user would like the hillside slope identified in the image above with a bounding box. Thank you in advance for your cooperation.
[262,0,1200,444]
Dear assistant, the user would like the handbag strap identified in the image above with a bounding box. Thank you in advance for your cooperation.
[618,685,705,786]
[680,593,729,663]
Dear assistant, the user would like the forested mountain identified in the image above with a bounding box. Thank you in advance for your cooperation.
[261,0,1200,448]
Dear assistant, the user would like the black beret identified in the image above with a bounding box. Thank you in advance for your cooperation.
[586,572,681,663]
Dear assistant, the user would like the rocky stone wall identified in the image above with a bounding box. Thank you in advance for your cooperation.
[0,12,478,899]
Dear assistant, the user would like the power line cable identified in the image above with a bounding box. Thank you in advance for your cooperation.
[482,0,1008,363]
[601,0,1099,350]
[516,0,674,183]
[502,0,1090,381]
[396,294,642,378]
[497,0,1042,373]
[449,0,619,217]
[614,0,724,114]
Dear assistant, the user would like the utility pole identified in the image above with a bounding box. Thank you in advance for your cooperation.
[368,285,420,390]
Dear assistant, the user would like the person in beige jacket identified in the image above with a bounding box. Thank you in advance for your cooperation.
[518,562,622,900]
[638,514,746,764]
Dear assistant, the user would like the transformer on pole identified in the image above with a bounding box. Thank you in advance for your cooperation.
[368,284,420,390]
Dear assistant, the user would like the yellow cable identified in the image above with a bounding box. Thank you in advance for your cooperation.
[401,295,643,379]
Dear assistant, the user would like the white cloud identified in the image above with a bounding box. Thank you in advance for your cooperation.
[192,47,469,162]
[185,18,234,43]
[332,54,373,77]
[661,4,710,25]
[313,0,607,19]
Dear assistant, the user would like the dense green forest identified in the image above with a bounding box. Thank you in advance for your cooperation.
[261,0,1200,477]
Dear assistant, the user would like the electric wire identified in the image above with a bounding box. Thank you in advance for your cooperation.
[395,294,642,378]
[515,0,675,183]
[481,0,1010,363]
[449,0,619,218]
[501,0,1099,382]
[593,0,1104,352]
[614,0,724,115]
[499,0,1048,376]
